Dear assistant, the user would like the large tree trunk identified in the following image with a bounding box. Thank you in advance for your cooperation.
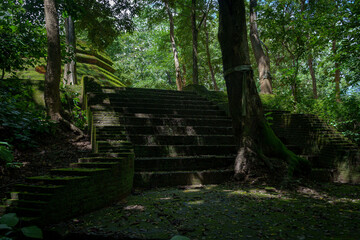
[332,40,341,102]
[218,0,310,180]
[308,55,318,99]
[249,0,272,94]
[164,0,182,91]
[204,19,218,91]
[191,0,199,85]
[63,15,77,85]
[44,0,62,121]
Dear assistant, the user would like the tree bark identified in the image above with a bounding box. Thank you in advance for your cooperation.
[308,55,318,99]
[191,0,199,85]
[63,15,77,85]
[332,40,341,102]
[204,19,218,91]
[218,0,310,180]
[249,0,272,94]
[44,0,62,121]
[164,0,182,91]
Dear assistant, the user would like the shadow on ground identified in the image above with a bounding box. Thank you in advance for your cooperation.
[49,182,360,240]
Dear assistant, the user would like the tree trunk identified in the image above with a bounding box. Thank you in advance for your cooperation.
[63,15,77,85]
[308,55,318,99]
[191,0,199,85]
[44,0,62,121]
[182,64,187,87]
[218,0,310,180]
[249,0,272,94]
[332,40,341,102]
[204,19,218,91]
[164,0,182,91]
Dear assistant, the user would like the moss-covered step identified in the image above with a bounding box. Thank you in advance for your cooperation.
[78,156,129,163]
[128,135,235,146]
[91,92,205,101]
[90,106,227,116]
[7,199,48,209]
[134,169,234,188]
[123,125,233,136]
[76,53,116,73]
[89,97,212,106]
[93,116,232,127]
[10,192,54,202]
[133,145,237,158]
[49,168,110,177]
[100,87,201,95]
[70,162,123,169]
[92,102,220,111]
[135,155,235,172]
[26,175,88,185]
[13,184,65,194]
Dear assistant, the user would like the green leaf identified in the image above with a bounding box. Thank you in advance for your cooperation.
[0,224,11,230]
[21,226,43,239]
[0,213,19,227]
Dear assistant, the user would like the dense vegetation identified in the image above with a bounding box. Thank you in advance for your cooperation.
[0,0,359,176]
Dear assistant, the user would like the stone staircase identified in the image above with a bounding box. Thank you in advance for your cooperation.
[87,87,237,188]
[4,119,134,224]
[268,111,360,183]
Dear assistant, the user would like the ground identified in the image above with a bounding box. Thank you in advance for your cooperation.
[0,129,92,201]
[49,182,360,240]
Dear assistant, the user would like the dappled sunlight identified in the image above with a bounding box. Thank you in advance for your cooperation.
[67,183,360,239]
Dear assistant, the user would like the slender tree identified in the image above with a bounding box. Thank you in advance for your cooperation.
[191,0,199,85]
[218,0,310,180]
[249,0,272,94]
[164,0,183,90]
[44,0,62,121]
[63,15,77,85]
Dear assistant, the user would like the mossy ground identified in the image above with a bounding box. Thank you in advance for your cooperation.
[52,182,360,240]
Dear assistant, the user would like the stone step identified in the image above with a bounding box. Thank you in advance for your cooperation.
[92,116,232,127]
[133,145,237,157]
[90,106,226,117]
[135,155,235,171]
[91,102,220,111]
[13,184,65,194]
[9,192,54,202]
[100,87,199,95]
[26,175,88,185]
[92,112,229,119]
[97,88,199,96]
[78,156,129,163]
[8,200,47,209]
[134,169,233,188]
[71,162,122,169]
[123,126,233,136]
[128,135,235,146]
[50,168,110,177]
[90,97,212,106]
[89,91,204,101]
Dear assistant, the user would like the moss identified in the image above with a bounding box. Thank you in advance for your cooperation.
[260,120,311,178]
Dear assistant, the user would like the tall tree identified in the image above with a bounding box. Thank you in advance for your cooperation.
[249,0,272,94]
[218,0,309,180]
[63,15,77,85]
[44,0,62,121]
[164,0,183,90]
[191,0,199,85]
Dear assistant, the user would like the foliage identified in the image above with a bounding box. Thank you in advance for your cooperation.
[0,142,14,169]
[0,79,55,149]
[60,86,87,129]
[0,0,46,79]
[0,213,43,239]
